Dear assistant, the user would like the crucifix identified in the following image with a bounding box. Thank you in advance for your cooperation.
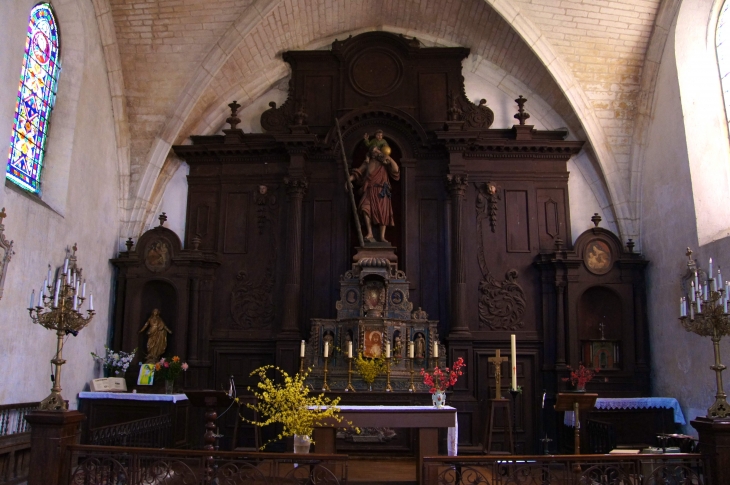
[598,321,606,340]
[488,350,509,399]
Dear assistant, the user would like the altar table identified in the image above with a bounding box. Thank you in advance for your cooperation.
[313,405,457,484]
[564,397,686,426]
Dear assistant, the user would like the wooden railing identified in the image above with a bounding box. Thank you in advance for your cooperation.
[423,454,708,485]
[64,445,348,485]
[86,414,172,448]
[0,402,39,485]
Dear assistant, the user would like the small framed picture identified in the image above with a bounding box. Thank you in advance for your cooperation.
[137,363,155,386]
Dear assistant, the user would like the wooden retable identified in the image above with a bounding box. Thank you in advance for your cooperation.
[313,405,457,484]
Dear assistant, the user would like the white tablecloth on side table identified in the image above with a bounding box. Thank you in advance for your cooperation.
[78,391,188,404]
[563,397,685,427]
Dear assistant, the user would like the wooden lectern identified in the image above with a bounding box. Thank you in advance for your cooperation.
[555,392,597,455]
[185,390,232,482]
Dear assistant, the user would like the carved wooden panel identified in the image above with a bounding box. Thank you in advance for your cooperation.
[418,72,448,122]
[312,199,334,319]
[187,191,218,250]
[504,190,530,253]
[536,188,568,250]
[304,75,333,126]
[223,192,249,254]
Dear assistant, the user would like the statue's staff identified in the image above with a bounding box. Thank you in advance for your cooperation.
[335,118,365,247]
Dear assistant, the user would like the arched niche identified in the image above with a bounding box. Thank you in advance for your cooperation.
[138,279,178,360]
[577,286,622,370]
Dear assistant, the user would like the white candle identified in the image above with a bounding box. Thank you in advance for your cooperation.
[691,281,696,301]
[386,341,391,358]
[73,295,78,311]
[433,341,439,359]
[324,341,329,358]
[38,286,43,307]
[29,290,34,309]
[719,269,723,289]
[408,341,414,359]
[680,297,685,317]
[348,341,353,358]
[300,340,306,358]
[42,280,47,296]
[511,334,517,391]
[53,279,61,307]
[82,281,86,298]
[89,294,94,311]
[63,258,69,274]
[47,265,51,285]
[697,297,702,313]
[66,271,71,286]
[710,258,713,276]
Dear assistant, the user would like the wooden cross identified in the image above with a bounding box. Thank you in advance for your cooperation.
[488,350,508,399]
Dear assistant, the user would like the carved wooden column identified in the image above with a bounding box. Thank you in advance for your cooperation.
[280,176,308,336]
[446,174,470,337]
[555,281,567,366]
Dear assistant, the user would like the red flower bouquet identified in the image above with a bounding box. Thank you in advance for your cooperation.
[562,364,597,390]
[421,357,466,393]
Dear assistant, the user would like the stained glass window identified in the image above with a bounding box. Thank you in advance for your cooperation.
[6,3,60,194]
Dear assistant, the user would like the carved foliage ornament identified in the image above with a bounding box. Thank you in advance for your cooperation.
[475,190,526,330]
[476,182,500,233]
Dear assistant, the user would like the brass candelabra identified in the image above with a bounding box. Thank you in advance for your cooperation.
[322,355,331,392]
[680,248,730,418]
[385,356,393,392]
[345,356,356,392]
[28,244,95,411]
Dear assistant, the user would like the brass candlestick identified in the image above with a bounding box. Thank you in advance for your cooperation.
[680,248,730,418]
[299,355,305,375]
[29,244,95,411]
[385,356,393,392]
[345,356,356,392]
[322,355,331,392]
[408,357,416,392]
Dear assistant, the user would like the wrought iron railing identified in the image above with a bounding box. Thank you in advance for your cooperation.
[422,454,707,485]
[0,402,38,485]
[65,445,348,485]
[87,414,172,448]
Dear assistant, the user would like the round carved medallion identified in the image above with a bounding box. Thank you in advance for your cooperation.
[349,49,403,97]
[584,239,612,275]
[144,238,172,273]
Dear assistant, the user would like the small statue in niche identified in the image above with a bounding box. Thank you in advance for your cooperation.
[139,309,172,363]
[349,130,400,243]
[414,333,426,359]
[323,330,335,355]
[393,331,402,357]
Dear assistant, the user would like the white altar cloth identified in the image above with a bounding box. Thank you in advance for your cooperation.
[79,391,188,404]
[318,405,458,456]
[563,397,685,427]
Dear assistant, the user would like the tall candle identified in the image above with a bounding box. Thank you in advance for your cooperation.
[42,280,47,296]
[63,258,69,274]
[300,340,306,358]
[29,290,34,309]
[386,341,391,358]
[47,265,51,285]
[38,286,43,307]
[324,341,329,358]
[408,341,414,359]
[511,334,517,391]
[433,341,439,359]
[53,279,61,307]
[89,294,94,311]
[680,297,685,317]
[82,281,86,298]
[691,281,696,301]
[348,341,353,358]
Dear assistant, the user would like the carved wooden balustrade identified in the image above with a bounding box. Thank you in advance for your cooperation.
[422,454,707,485]
[65,445,348,485]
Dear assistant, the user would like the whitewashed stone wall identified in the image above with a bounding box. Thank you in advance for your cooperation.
[0,0,119,408]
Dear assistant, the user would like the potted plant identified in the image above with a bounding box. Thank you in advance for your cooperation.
[91,346,137,378]
[563,364,598,392]
[243,365,356,453]
[154,356,188,393]
[421,357,465,408]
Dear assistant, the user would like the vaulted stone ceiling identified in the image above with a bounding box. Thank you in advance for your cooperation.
[96,0,664,242]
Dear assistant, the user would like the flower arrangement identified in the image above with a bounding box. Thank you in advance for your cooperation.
[354,352,387,386]
[154,356,188,381]
[421,357,466,393]
[243,365,357,448]
[562,364,598,390]
[91,347,137,376]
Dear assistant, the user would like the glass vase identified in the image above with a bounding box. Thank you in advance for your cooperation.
[165,379,174,394]
[293,434,311,454]
[432,390,446,408]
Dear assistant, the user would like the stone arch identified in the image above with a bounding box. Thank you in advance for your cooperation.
[673,0,730,245]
